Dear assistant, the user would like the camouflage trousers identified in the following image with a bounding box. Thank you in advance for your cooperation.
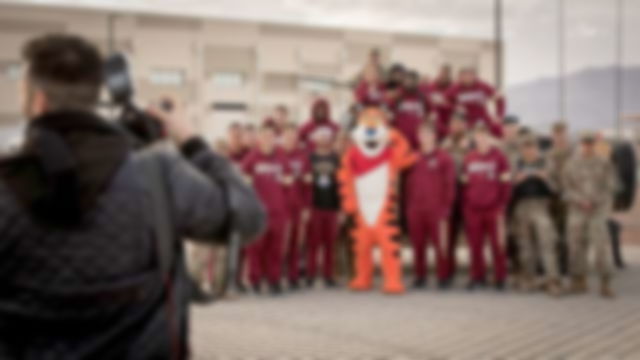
[186,242,215,292]
[567,207,612,278]
[514,198,559,280]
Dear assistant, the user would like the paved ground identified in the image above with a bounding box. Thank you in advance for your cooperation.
[191,246,640,360]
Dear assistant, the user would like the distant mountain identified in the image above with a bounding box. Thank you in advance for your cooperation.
[506,66,640,133]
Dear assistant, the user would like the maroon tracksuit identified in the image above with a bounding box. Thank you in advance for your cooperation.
[307,151,340,280]
[462,147,511,282]
[282,147,311,284]
[427,80,454,140]
[405,149,456,281]
[355,80,385,105]
[298,99,339,149]
[389,90,431,149]
[241,149,289,286]
[447,81,505,137]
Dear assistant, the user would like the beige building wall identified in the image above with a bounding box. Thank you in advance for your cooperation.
[0,3,495,142]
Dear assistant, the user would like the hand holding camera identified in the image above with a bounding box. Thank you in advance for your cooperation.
[146,98,195,146]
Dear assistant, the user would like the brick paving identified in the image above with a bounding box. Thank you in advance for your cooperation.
[191,246,640,360]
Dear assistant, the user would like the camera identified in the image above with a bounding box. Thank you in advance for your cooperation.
[104,53,167,146]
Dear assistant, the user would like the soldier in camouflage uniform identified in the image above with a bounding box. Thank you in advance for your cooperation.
[562,132,617,298]
[499,116,522,273]
[546,122,573,274]
[501,116,522,170]
[512,135,561,296]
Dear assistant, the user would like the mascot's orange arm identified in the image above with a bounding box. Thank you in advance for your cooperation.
[389,130,418,170]
[338,147,358,215]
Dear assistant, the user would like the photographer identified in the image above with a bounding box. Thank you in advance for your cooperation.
[0,34,265,359]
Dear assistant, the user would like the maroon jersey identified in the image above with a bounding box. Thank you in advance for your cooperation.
[427,81,454,139]
[389,90,430,149]
[228,146,249,164]
[241,149,289,216]
[461,147,511,212]
[447,81,505,136]
[299,98,339,148]
[405,149,456,216]
[354,80,385,105]
[281,147,311,211]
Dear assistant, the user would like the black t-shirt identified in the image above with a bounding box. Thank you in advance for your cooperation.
[310,152,340,210]
[514,157,554,200]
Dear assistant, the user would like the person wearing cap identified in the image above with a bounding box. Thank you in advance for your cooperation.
[512,135,562,296]
[306,126,342,288]
[562,131,617,298]
[546,121,573,274]
[441,111,472,280]
[499,115,523,274]
[501,115,521,169]
[461,122,512,290]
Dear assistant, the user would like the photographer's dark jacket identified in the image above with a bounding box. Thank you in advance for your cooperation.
[0,110,265,359]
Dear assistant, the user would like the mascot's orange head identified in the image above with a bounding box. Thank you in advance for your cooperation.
[351,107,391,158]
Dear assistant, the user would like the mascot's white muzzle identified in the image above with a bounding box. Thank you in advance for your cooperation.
[352,123,389,157]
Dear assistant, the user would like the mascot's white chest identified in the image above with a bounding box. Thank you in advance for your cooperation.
[355,162,390,226]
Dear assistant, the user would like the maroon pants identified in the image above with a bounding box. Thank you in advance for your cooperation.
[247,213,287,286]
[307,209,338,280]
[407,209,448,281]
[464,208,507,282]
[285,208,304,282]
[446,187,464,278]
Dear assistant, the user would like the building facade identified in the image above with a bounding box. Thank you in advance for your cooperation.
[0,3,496,142]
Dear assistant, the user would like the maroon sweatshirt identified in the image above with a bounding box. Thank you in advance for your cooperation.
[229,146,249,164]
[447,81,505,137]
[405,149,456,217]
[354,80,385,105]
[461,147,511,212]
[241,148,289,216]
[427,80,454,139]
[281,147,311,211]
[390,89,430,149]
[299,98,339,148]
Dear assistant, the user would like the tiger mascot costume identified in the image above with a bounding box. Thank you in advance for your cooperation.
[338,107,416,294]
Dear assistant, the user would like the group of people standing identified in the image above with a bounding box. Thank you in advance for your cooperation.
[211,50,619,299]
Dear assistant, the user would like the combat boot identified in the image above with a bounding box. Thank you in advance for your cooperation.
[517,273,534,292]
[546,278,563,298]
[569,275,588,294]
[600,276,615,299]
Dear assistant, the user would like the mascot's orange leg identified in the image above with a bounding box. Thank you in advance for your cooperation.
[377,226,405,294]
[349,227,374,291]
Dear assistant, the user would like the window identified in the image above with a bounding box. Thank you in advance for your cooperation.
[211,72,245,88]
[3,63,22,80]
[149,69,185,86]
[263,73,297,92]
[299,77,334,93]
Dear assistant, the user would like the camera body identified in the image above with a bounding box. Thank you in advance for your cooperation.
[104,53,166,146]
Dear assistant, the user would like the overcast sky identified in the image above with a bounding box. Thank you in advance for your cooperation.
[7,0,640,86]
